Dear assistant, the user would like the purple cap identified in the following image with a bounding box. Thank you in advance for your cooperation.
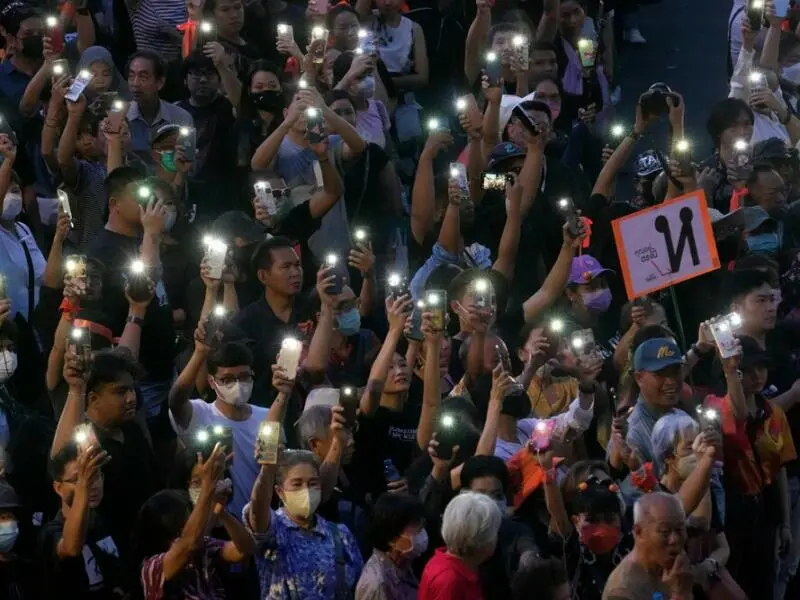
[568,255,614,285]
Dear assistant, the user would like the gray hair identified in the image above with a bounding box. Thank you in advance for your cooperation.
[651,412,699,477]
[296,405,333,449]
[276,449,320,485]
[633,491,684,525]
[442,491,502,558]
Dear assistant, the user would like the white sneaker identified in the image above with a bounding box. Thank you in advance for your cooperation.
[624,27,647,44]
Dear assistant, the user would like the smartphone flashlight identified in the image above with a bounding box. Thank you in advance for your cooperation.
[358,28,369,39]
[65,257,77,273]
[749,71,764,84]
[74,424,92,446]
[704,408,719,421]
[577,38,592,51]
[485,51,498,63]
[137,186,152,202]
[535,421,548,433]
[277,23,290,34]
[325,252,338,267]
[212,425,224,436]
[354,228,367,242]
[130,259,145,275]
[260,422,274,436]
[112,99,124,111]
[550,318,564,333]
[200,21,213,33]
[53,63,65,75]
[427,118,441,131]
[46,15,58,28]
[753,0,764,8]
[196,430,210,443]
[474,278,489,293]
[282,336,301,351]
[298,78,308,90]
[71,327,85,341]
[213,305,226,318]
[180,126,191,137]
[729,312,742,328]
[342,386,354,396]
[78,69,91,80]
[675,139,690,153]
[572,335,585,349]
[734,139,749,152]
[387,272,402,288]
[311,25,326,38]
[610,123,625,138]
[455,97,467,111]
[441,414,455,428]
[306,107,319,118]
[427,292,441,306]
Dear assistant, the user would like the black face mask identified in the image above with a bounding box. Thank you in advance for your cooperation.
[20,35,43,59]
[233,242,258,270]
[250,90,284,113]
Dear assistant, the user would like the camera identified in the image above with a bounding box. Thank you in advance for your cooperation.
[640,82,680,118]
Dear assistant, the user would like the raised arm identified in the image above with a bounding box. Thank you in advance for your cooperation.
[57,447,108,558]
[51,350,87,458]
[251,98,305,171]
[437,178,463,255]
[411,131,453,245]
[676,433,716,516]
[204,42,242,108]
[302,268,336,379]
[42,77,69,173]
[168,323,210,429]
[161,446,226,581]
[417,314,440,450]
[360,296,410,416]
[521,224,582,323]
[540,451,571,538]
[464,1,492,85]
[473,365,510,458]
[536,0,560,43]
[308,137,344,217]
[491,180,523,281]
[19,51,53,118]
[56,96,87,187]
[759,6,782,73]
[320,405,349,503]
[74,10,96,53]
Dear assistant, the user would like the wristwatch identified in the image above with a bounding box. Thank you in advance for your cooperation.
[704,557,720,577]
[126,315,145,327]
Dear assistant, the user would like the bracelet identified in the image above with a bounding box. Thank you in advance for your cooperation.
[126,315,145,327]
[628,131,643,141]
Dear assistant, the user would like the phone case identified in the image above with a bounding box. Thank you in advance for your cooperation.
[406,303,425,342]
[383,459,402,482]
[254,182,278,215]
[709,318,740,359]
[205,242,227,279]
[512,36,530,71]
[256,423,280,465]
[0,274,5,299]
[325,255,343,294]
[51,59,69,79]
[179,128,196,162]
[65,71,95,103]
[48,19,64,54]
[339,387,358,425]
[485,54,502,87]
[426,290,447,331]
[123,269,152,303]
[57,189,73,224]
[747,0,764,31]
[530,420,556,452]
[309,28,329,64]
[357,29,376,56]
[277,339,302,379]
[449,163,469,200]
[571,329,595,356]
[435,418,458,459]
[205,308,228,346]
[277,23,294,43]
[107,99,127,131]
[578,39,596,68]
[305,109,326,144]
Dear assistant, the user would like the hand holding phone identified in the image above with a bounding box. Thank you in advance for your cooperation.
[256,422,281,465]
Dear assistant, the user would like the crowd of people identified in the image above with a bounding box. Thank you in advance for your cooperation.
[1,0,800,598]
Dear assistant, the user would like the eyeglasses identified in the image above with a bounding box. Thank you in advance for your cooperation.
[215,373,254,386]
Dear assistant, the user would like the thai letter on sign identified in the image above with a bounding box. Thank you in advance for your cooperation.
[611,190,720,299]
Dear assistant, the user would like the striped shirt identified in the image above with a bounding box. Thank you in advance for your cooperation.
[65,160,107,250]
[129,0,185,61]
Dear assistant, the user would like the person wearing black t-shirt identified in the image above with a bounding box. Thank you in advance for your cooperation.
[41,443,122,600]
[203,0,271,81]
[87,167,175,436]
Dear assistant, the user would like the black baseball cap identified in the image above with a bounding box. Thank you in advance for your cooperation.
[738,335,771,369]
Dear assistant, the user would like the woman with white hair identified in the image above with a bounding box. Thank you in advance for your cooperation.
[651,412,742,597]
[419,491,502,599]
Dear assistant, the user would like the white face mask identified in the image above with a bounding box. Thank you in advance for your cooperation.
[0,350,18,383]
[1,193,22,220]
[281,487,321,519]
[215,380,253,406]
[163,208,177,232]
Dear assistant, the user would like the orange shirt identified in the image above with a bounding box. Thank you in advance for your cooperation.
[716,394,797,495]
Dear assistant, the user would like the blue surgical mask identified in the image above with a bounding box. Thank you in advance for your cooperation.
[0,520,18,552]
[336,308,361,336]
[358,75,376,98]
[746,231,781,255]
[581,288,612,313]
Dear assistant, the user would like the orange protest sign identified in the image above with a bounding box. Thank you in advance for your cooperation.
[611,190,720,299]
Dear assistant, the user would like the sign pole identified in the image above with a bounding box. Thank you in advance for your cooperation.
[668,285,687,351]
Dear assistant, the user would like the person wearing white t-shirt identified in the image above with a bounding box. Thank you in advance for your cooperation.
[168,339,269,519]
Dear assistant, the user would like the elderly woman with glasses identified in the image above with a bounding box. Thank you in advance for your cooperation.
[651,412,741,597]
[419,491,502,600]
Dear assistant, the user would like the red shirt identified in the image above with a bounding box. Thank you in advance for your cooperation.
[419,548,484,600]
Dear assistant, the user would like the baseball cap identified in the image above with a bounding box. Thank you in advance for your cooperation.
[738,335,771,369]
[634,150,663,178]
[633,337,684,372]
[0,479,21,510]
[568,255,615,285]
[212,211,266,245]
[487,142,526,171]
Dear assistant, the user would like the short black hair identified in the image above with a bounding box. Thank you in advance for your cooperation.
[511,557,567,600]
[367,493,425,552]
[727,268,776,302]
[3,6,41,35]
[86,349,142,395]
[619,297,662,332]
[126,50,166,80]
[251,236,295,271]
[706,98,754,148]
[733,253,779,282]
[327,2,358,28]
[104,164,147,207]
[461,455,510,498]
[532,41,557,54]
[183,50,217,79]
[48,442,80,482]
[488,22,521,45]
[78,110,103,138]
[207,341,253,375]
[134,489,192,560]
[326,89,353,107]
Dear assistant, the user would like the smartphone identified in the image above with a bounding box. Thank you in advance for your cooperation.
[305,107,325,143]
[46,15,64,54]
[124,260,152,303]
[749,70,767,93]
[277,23,294,44]
[449,162,469,202]
[406,300,426,342]
[309,26,329,64]
[774,0,790,19]
[709,315,740,359]
[484,51,502,87]
[57,188,73,227]
[65,70,95,103]
[696,406,721,433]
[426,117,444,132]
[198,20,215,45]
[357,28,376,56]
[277,337,302,379]
[205,305,228,346]
[65,255,87,296]
[570,328,595,357]
[455,93,479,117]
[256,422,280,465]
[0,273,6,300]
[107,98,127,131]
[339,386,358,426]
[577,38,596,68]
[471,278,492,309]
[730,139,752,180]
[481,172,510,191]
[747,0,764,31]
[435,414,459,460]
[193,426,233,461]
[530,419,555,452]
[673,139,692,173]
[607,123,626,149]
[386,272,408,302]
[254,181,278,215]
[211,424,234,453]
[204,239,227,280]
[425,289,447,331]
[511,34,530,71]
[557,197,581,237]
[324,253,343,294]
[178,127,196,162]
[68,326,92,370]
[51,58,69,80]
[352,227,368,246]
[73,423,94,450]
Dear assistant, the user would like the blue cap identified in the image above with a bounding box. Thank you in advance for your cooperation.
[633,338,684,372]
[487,142,526,171]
